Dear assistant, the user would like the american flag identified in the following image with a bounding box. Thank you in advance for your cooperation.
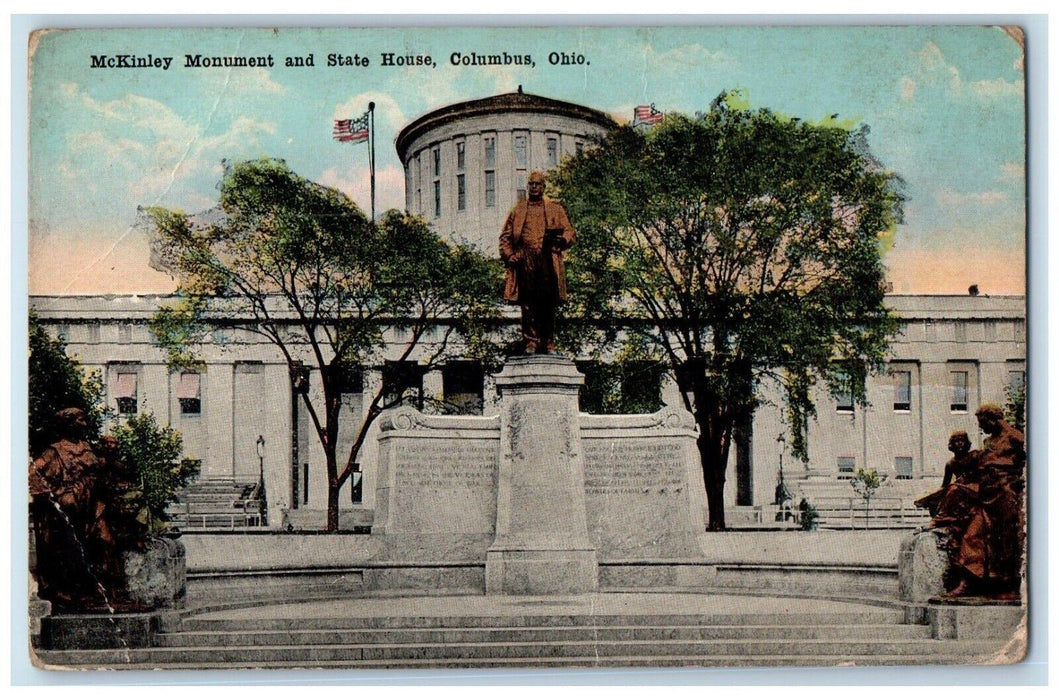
[333,112,370,143]
[633,104,663,126]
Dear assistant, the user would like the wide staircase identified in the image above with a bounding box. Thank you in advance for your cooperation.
[35,604,1003,668]
[168,477,266,531]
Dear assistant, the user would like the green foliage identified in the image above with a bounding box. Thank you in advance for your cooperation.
[553,93,903,529]
[28,313,107,457]
[111,413,199,535]
[799,499,820,531]
[1004,378,1026,432]
[851,467,886,501]
[146,158,506,530]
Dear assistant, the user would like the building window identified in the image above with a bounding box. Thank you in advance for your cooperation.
[514,132,528,200]
[895,457,914,480]
[456,141,465,171]
[837,456,856,479]
[950,371,968,412]
[329,363,363,415]
[433,180,441,218]
[177,371,202,415]
[457,173,466,211]
[893,370,912,412]
[515,171,527,201]
[483,135,496,168]
[575,140,584,156]
[442,361,484,415]
[350,464,363,504]
[1008,369,1026,393]
[432,146,440,177]
[954,322,967,343]
[114,372,138,415]
[513,133,527,167]
[383,361,424,410]
[577,361,664,415]
[835,371,854,413]
[546,135,559,167]
[484,170,496,208]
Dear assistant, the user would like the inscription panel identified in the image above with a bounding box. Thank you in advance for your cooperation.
[582,436,703,559]
[396,442,496,488]
[584,442,686,495]
[386,437,498,536]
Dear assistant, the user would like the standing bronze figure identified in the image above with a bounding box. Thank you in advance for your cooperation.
[499,170,576,354]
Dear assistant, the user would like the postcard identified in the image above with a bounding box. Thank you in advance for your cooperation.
[22,24,1030,673]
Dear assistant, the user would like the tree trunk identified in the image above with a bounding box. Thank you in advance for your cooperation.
[324,444,340,533]
[326,484,340,532]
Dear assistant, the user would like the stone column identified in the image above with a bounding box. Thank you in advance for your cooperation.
[486,355,598,594]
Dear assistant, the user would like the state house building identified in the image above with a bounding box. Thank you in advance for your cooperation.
[29,91,1027,529]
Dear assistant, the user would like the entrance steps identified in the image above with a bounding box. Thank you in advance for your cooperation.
[34,606,1004,669]
[169,478,265,531]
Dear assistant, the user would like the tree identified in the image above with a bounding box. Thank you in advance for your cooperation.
[28,313,106,457]
[29,314,195,539]
[850,467,887,529]
[553,95,903,530]
[111,414,199,536]
[147,158,504,532]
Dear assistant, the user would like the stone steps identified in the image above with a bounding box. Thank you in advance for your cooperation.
[156,623,931,646]
[35,638,1001,667]
[180,610,906,630]
[34,654,999,670]
[34,607,1004,669]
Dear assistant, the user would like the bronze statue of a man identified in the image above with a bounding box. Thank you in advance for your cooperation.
[499,170,576,354]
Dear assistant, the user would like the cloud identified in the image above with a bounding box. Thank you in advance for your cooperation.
[910,41,1023,103]
[317,164,405,214]
[900,77,916,102]
[646,42,734,69]
[998,162,1025,180]
[934,188,1010,208]
[192,66,285,95]
[51,83,277,217]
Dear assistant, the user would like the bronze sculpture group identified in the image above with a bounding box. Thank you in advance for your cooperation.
[916,404,1026,599]
[29,408,143,611]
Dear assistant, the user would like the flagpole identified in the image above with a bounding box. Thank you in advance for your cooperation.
[368,101,376,223]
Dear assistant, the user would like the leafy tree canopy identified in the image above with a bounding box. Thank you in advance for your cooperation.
[146,158,506,531]
[554,94,904,529]
[29,313,106,457]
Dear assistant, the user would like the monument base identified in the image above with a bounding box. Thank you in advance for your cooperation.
[486,546,598,595]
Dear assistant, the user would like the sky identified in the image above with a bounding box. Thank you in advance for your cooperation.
[26,25,1026,296]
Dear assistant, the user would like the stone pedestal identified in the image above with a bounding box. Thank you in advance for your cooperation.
[486,356,598,594]
[898,528,948,603]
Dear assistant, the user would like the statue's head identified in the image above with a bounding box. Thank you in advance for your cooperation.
[55,407,88,438]
[948,430,971,455]
[527,171,546,201]
[975,403,1004,433]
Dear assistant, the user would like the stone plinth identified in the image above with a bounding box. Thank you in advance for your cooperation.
[581,409,705,560]
[372,409,500,568]
[486,356,598,594]
[123,535,187,610]
[898,529,949,603]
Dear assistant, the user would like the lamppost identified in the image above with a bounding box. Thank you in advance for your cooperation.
[775,434,792,521]
[256,435,268,526]
[256,435,265,484]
